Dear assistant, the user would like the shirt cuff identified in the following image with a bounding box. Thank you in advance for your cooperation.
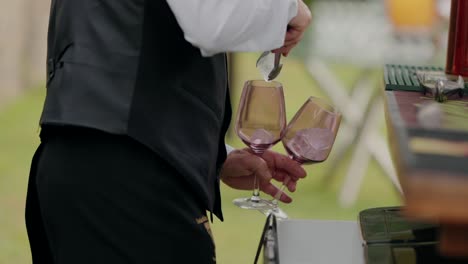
[225,144,236,156]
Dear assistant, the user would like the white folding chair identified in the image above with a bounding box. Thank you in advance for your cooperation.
[301,0,410,206]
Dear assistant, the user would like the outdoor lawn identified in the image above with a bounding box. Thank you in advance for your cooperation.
[0,53,401,264]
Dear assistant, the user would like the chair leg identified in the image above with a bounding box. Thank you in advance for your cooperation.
[365,132,403,194]
[339,136,372,207]
[320,124,355,185]
[338,98,384,207]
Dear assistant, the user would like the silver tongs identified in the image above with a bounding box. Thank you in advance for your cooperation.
[256,52,283,81]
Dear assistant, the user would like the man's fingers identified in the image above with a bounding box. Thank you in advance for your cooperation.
[235,150,272,180]
[271,153,306,179]
[261,183,293,203]
[272,171,299,192]
[272,39,299,56]
[287,180,297,192]
[272,170,288,181]
[285,29,302,43]
[249,155,273,183]
[284,39,300,47]
[273,45,293,56]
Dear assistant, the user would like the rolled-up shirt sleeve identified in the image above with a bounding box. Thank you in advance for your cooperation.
[166,0,298,56]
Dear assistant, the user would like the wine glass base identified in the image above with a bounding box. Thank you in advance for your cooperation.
[233,197,274,210]
[260,207,289,220]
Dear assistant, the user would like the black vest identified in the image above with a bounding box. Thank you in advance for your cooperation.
[41,0,231,220]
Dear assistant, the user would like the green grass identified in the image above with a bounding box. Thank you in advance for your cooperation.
[0,88,43,264]
[0,54,401,264]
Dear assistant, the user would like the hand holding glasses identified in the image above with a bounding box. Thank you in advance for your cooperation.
[233,80,287,210]
[233,80,341,219]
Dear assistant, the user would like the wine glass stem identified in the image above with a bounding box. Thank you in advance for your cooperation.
[273,177,290,203]
[251,175,260,201]
[250,151,265,202]
[272,156,303,204]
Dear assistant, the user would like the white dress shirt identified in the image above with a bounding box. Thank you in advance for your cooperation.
[166,0,299,56]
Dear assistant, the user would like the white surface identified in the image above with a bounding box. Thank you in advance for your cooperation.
[277,220,365,264]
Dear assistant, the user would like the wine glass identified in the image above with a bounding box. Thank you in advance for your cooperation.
[233,80,287,210]
[263,96,342,219]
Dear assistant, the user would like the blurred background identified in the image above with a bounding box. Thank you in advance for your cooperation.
[0,0,452,263]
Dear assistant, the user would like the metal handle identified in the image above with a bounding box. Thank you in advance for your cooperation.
[273,53,281,69]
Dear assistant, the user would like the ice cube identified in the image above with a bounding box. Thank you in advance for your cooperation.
[305,128,334,151]
[287,132,312,156]
[287,128,334,161]
[303,128,334,161]
[303,146,328,161]
[250,129,274,144]
[256,52,275,82]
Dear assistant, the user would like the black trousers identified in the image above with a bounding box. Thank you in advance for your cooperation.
[25,127,216,263]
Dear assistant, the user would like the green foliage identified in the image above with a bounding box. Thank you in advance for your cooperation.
[0,88,43,264]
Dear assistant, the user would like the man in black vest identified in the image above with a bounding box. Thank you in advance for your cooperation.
[26,0,312,263]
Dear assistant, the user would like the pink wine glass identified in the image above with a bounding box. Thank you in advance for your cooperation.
[263,96,341,219]
[233,80,287,210]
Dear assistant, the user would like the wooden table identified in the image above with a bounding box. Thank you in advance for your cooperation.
[384,65,468,257]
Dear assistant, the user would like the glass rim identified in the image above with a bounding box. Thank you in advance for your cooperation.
[245,80,283,89]
[306,96,341,116]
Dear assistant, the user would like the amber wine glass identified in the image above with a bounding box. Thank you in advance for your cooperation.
[233,80,287,210]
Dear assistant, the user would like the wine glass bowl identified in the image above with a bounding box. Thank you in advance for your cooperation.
[236,80,286,153]
[282,97,341,164]
[233,80,287,210]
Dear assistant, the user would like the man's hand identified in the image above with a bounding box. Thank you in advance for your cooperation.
[220,148,307,203]
[274,0,312,57]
